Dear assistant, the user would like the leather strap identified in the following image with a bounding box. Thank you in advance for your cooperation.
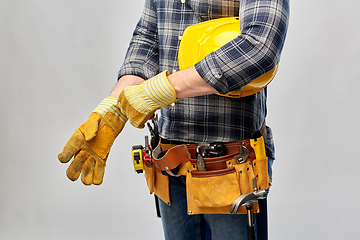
[153,139,255,173]
[153,144,190,176]
[152,120,267,174]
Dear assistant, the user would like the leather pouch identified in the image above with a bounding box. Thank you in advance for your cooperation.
[144,161,155,194]
[151,141,174,205]
[186,165,257,215]
[189,167,240,208]
[253,157,272,190]
[154,168,170,205]
[145,140,271,211]
[235,161,256,194]
[186,157,272,215]
[144,154,170,205]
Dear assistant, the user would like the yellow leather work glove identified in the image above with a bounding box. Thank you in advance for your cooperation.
[118,70,177,128]
[58,97,127,185]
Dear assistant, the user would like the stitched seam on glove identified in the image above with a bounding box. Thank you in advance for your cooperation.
[93,97,127,122]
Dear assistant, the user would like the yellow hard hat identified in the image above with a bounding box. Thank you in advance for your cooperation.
[178,17,278,98]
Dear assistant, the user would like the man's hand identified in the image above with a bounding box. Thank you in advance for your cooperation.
[58,97,127,185]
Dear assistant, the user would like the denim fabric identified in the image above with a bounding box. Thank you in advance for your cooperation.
[159,155,274,240]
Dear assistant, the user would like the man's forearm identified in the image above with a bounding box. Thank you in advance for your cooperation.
[167,67,218,99]
[112,67,217,99]
[110,75,145,98]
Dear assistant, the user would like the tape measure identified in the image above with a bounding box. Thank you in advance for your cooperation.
[131,136,152,174]
[131,145,144,174]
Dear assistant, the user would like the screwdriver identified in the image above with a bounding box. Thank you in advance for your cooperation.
[250,131,266,159]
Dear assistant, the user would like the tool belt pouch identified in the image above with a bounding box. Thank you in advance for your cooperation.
[144,139,182,206]
[144,161,155,194]
[187,167,240,208]
[147,138,272,211]
[253,157,272,191]
[144,160,171,205]
[144,163,172,206]
[186,157,271,215]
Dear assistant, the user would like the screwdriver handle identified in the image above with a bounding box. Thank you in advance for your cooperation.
[250,131,266,159]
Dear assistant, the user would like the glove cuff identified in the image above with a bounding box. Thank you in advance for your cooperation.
[93,97,127,123]
[143,70,177,109]
[118,71,177,128]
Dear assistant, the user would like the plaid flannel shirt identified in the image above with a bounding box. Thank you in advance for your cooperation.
[118,0,289,153]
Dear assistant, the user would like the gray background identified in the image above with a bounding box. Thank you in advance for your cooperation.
[1,0,359,239]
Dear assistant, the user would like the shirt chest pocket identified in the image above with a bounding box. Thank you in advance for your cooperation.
[187,0,239,20]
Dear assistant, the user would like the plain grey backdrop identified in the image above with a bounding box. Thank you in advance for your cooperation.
[1,0,359,239]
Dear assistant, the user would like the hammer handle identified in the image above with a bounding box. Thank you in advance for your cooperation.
[247,226,255,240]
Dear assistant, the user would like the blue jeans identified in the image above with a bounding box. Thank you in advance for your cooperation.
[158,157,274,240]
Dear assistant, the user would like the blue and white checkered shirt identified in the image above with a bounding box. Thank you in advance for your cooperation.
[118,0,289,158]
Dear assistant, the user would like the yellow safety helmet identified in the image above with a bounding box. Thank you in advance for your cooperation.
[178,17,279,98]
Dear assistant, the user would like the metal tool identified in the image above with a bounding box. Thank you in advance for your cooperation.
[230,131,268,240]
[144,136,152,163]
[230,178,267,240]
[195,144,208,171]
[197,143,227,158]
[144,127,161,218]
[196,154,206,171]
[234,143,249,164]
[230,185,267,215]
[132,119,162,218]
[195,143,227,171]
[147,117,159,149]
[230,131,266,240]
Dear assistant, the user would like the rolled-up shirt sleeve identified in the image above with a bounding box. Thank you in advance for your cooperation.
[195,0,290,94]
[118,0,159,80]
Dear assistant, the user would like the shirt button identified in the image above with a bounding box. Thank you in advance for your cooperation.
[178,35,182,41]
[171,102,176,107]
[181,0,185,3]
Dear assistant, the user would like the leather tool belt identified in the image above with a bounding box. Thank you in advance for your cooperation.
[153,139,256,175]
[143,123,271,215]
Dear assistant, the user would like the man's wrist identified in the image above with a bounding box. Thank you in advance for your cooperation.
[110,75,145,98]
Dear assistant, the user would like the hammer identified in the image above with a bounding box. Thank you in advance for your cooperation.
[230,130,267,240]
[230,178,267,240]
